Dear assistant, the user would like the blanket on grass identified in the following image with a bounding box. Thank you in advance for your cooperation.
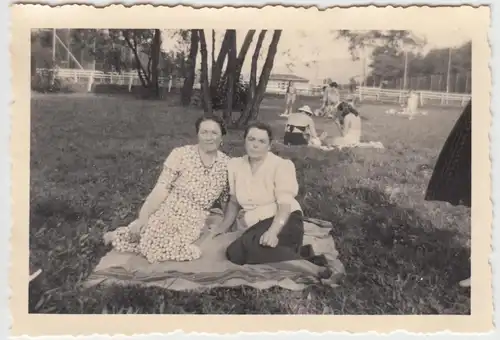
[84,210,345,291]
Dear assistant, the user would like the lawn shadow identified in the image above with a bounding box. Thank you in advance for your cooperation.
[303,185,470,314]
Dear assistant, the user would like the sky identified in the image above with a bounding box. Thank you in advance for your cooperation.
[161,28,472,84]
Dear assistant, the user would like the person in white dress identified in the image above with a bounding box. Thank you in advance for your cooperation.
[329,101,362,147]
[167,75,173,93]
[402,90,420,119]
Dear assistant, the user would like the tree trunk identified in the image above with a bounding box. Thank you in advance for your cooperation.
[223,30,237,123]
[122,30,150,88]
[211,30,216,75]
[150,29,161,99]
[233,30,256,82]
[241,30,281,126]
[181,30,199,106]
[236,30,267,126]
[210,30,232,93]
[198,30,213,114]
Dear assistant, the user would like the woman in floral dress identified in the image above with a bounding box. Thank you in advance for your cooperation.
[111,115,230,263]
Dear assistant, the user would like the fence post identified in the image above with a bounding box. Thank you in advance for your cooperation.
[128,75,133,92]
[87,71,94,92]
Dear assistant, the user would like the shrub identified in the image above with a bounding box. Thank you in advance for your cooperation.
[211,76,249,111]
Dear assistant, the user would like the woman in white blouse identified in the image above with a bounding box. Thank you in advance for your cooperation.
[211,122,332,279]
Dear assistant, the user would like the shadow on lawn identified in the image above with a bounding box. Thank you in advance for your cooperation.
[29,185,470,315]
[304,186,471,314]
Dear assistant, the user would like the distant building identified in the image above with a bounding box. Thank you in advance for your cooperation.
[267,73,310,94]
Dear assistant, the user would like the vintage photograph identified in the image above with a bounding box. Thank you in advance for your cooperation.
[10,4,491,336]
[29,26,473,312]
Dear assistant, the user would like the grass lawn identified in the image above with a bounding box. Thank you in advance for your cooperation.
[29,93,471,314]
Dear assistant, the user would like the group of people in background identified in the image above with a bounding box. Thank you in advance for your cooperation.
[281,79,362,148]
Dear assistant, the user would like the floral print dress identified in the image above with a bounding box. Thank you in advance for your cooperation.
[112,145,230,263]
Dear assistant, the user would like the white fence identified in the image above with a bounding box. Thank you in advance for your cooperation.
[36,68,471,106]
[357,86,471,107]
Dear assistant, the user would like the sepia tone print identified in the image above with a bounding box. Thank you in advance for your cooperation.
[10,4,492,336]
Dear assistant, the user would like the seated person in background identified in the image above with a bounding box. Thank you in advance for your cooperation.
[209,122,332,280]
[322,100,362,147]
[283,105,319,146]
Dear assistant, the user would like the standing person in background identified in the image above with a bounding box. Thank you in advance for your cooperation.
[167,74,173,93]
[424,100,472,288]
[349,77,357,95]
[319,82,340,118]
[282,81,297,117]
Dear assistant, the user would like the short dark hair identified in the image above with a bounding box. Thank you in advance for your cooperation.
[244,121,274,141]
[195,115,227,136]
[329,82,338,88]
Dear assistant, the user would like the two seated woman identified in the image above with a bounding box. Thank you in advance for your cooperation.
[111,118,330,279]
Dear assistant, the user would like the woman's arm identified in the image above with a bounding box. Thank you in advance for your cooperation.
[211,195,240,235]
[137,147,183,223]
[137,170,173,222]
[268,159,300,235]
[211,159,240,234]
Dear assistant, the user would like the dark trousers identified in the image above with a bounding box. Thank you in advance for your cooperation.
[284,132,308,146]
[226,211,304,265]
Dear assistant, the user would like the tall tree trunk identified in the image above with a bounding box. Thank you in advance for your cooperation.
[237,30,267,126]
[223,30,237,123]
[210,30,232,93]
[198,30,212,114]
[233,30,256,82]
[241,30,281,126]
[211,30,216,75]
[181,30,199,106]
[150,29,161,99]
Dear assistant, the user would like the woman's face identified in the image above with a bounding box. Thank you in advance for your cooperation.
[245,127,271,159]
[197,120,223,152]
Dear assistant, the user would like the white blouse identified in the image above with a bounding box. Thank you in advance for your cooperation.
[227,152,302,228]
[343,113,362,144]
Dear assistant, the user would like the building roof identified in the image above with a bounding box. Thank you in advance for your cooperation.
[269,73,309,83]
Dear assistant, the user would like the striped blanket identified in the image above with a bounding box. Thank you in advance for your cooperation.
[84,210,345,291]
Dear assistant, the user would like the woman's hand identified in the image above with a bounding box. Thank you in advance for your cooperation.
[260,230,279,248]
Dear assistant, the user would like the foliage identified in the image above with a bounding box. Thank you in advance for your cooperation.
[29,95,470,315]
[337,30,425,60]
[211,76,249,112]
[31,70,61,93]
[31,29,191,82]
[367,41,472,87]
